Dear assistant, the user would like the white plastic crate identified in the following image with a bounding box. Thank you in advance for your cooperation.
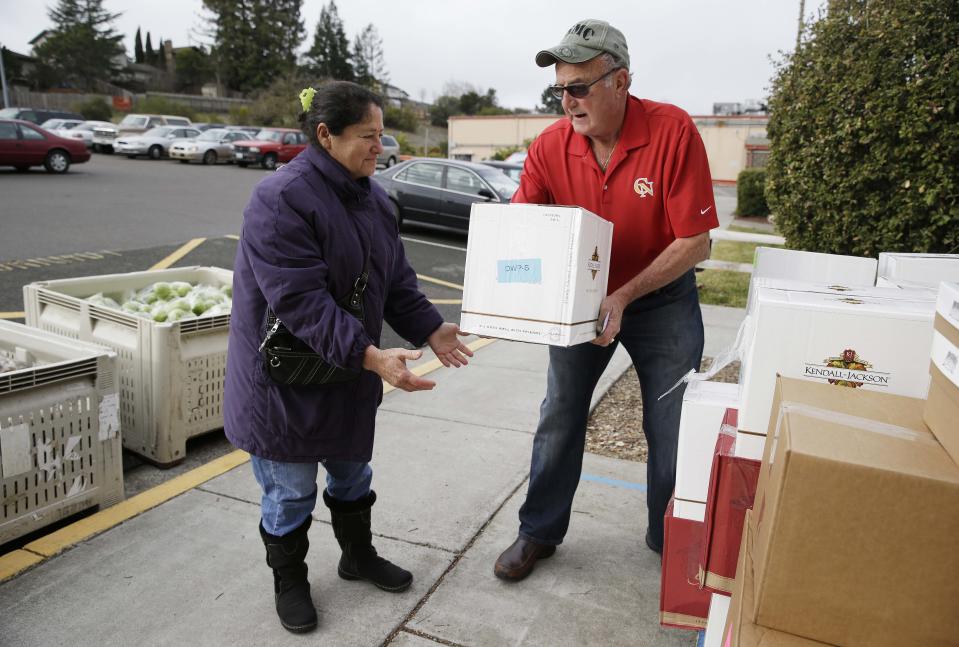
[23,266,233,466]
[0,320,122,544]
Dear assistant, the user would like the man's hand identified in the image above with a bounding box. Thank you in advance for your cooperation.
[592,291,630,347]
[362,346,436,391]
[427,322,474,368]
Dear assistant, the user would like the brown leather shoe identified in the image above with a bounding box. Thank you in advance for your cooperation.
[493,537,557,582]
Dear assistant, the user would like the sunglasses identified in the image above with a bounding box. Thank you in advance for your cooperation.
[548,67,622,100]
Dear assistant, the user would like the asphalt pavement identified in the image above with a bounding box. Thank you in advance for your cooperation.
[0,153,745,645]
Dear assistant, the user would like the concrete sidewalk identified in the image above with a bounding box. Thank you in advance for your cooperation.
[0,305,745,647]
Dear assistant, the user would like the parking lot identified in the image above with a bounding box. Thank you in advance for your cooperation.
[0,152,471,508]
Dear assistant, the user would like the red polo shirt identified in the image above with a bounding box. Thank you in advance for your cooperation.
[513,96,718,293]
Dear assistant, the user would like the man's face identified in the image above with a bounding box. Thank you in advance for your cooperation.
[555,57,624,139]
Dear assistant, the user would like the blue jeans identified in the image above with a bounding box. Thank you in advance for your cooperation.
[518,270,705,548]
[251,455,373,536]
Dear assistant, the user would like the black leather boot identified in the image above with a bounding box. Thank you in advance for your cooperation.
[323,490,413,592]
[259,517,318,633]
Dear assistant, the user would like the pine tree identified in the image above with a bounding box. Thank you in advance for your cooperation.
[352,24,388,90]
[144,31,154,66]
[134,27,143,63]
[304,1,354,81]
[203,0,304,93]
[33,0,126,90]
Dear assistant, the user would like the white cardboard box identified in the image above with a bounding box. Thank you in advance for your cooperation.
[747,247,877,311]
[460,203,613,346]
[877,252,959,286]
[737,284,937,446]
[676,381,740,505]
[936,281,959,328]
[673,499,706,522]
[703,593,732,647]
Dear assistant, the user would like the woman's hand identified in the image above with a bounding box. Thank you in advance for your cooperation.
[363,346,436,391]
[427,322,474,368]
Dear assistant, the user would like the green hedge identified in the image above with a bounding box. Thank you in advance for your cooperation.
[72,97,113,122]
[735,168,769,217]
[765,0,959,255]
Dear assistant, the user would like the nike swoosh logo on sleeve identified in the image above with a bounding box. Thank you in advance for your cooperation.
[700,206,713,215]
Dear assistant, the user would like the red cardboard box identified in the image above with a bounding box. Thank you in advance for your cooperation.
[700,408,761,595]
[660,498,711,630]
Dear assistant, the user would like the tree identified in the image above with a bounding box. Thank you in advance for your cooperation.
[134,27,143,64]
[144,31,154,65]
[766,0,959,256]
[203,0,305,93]
[33,0,126,90]
[174,47,214,92]
[537,86,563,114]
[429,85,510,126]
[352,23,388,90]
[304,1,353,81]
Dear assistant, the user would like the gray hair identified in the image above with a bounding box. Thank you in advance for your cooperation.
[599,52,632,91]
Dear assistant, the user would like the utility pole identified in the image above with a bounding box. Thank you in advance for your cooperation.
[0,45,10,109]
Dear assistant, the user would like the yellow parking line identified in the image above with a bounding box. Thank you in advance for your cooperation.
[429,299,462,305]
[0,311,25,319]
[149,238,207,271]
[2,338,497,582]
[417,274,464,291]
[22,450,251,560]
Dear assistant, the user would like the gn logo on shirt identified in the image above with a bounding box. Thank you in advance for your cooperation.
[633,177,654,198]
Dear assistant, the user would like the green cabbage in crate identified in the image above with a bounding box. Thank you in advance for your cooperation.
[86,280,232,322]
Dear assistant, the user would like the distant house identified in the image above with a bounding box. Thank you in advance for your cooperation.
[28,30,53,53]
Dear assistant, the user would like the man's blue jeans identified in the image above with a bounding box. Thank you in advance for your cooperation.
[518,270,705,549]
[251,455,372,536]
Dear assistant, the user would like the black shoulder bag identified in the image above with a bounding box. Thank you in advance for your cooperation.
[258,222,371,387]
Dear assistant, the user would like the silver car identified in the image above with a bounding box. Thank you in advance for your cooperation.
[377,134,400,168]
[169,128,250,165]
[116,126,202,159]
[55,120,114,148]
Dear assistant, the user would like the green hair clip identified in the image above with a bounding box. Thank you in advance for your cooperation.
[299,87,316,112]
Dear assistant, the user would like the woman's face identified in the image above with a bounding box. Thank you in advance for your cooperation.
[319,104,385,180]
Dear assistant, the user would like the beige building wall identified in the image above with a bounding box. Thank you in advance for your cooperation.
[448,114,561,162]
[448,112,768,183]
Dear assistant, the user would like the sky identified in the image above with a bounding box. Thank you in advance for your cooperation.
[0,0,824,115]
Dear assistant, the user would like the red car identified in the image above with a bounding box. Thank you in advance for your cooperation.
[0,119,91,173]
[232,128,307,170]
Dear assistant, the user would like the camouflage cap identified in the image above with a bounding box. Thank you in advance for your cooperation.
[535,19,630,69]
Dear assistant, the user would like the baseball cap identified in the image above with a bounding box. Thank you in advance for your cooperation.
[535,19,630,69]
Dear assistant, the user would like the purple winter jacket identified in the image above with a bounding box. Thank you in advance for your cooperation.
[223,145,443,462]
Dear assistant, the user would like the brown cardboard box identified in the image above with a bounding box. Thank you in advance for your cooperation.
[751,376,959,646]
[923,313,959,465]
[722,510,829,646]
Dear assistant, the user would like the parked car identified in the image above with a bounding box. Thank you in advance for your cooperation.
[115,126,202,159]
[40,118,84,132]
[504,150,528,164]
[374,158,519,231]
[378,134,400,168]
[169,128,250,165]
[0,118,91,173]
[190,122,230,132]
[0,107,84,125]
[232,128,307,170]
[92,114,193,153]
[480,160,524,182]
[54,120,114,148]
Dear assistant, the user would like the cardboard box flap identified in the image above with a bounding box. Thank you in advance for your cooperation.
[935,281,959,325]
[758,288,936,316]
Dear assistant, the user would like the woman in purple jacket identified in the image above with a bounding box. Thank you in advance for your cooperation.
[224,81,472,634]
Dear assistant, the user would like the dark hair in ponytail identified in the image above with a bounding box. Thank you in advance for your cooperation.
[299,81,383,147]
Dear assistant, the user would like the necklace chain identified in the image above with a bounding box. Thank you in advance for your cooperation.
[596,139,618,171]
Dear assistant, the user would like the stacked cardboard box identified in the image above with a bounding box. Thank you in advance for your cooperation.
[737,282,936,458]
[744,376,959,645]
[877,252,959,288]
[700,408,760,595]
[924,282,959,465]
[674,381,740,522]
[660,499,711,630]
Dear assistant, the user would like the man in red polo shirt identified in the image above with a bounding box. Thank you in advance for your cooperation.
[494,18,719,582]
